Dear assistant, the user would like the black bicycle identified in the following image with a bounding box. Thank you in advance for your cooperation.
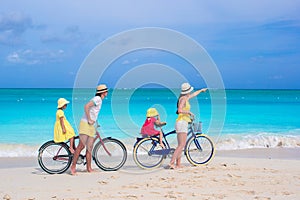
[133,119,215,169]
[38,125,127,174]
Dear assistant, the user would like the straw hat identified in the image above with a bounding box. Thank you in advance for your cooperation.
[57,98,70,108]
[146,108,159,117]
[96,84,108,94]
[181,82,194,95]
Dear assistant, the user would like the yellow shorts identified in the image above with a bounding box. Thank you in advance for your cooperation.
[78,120,96,137]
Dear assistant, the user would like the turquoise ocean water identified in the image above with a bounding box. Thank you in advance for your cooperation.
[0,88,299,157]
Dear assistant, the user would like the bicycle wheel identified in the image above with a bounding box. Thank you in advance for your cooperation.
[38,141,72,174]
[185,134,215,166]
[133,137,164,169]
[93,138,127,171]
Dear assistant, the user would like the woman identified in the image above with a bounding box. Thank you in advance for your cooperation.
[70,84,108,175]
[168,82,207,169]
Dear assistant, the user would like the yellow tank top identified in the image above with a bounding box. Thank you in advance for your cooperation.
[176,100,191,122]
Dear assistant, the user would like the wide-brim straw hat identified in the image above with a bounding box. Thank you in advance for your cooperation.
[57,98,70,108]
[96,84,108,94]
[181,82,194,95]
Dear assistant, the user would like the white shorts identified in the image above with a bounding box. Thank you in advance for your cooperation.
[175,120,189,133]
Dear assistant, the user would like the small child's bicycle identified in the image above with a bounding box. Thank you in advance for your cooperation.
[133,118,215,169]
[38,125,127,174]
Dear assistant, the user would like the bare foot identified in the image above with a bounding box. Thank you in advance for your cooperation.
[87,168,96,173]
[165,164,175,170]
[70,165,77,175]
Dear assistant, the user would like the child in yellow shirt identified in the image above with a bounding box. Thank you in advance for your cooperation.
[54,98,76,153]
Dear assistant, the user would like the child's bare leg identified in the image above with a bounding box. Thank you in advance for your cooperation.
[159,132,165,148]
[69,137,75,154]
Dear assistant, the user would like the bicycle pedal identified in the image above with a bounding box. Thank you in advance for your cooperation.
[76,155,85,165]
[170,148,175,154]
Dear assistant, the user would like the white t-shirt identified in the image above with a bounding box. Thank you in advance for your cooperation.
[82,96,102,122]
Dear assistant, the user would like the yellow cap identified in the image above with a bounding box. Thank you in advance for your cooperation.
[146,108,159,117]
[57,98,70,108]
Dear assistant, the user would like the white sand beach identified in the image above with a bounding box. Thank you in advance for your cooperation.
[0,148,299,200]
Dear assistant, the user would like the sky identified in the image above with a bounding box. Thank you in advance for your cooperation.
[0,0,300,89]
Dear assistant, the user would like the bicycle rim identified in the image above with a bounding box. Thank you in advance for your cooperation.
[38,141,72,174]
[93,138,127,171]
[133,138,164,169]
[186,134,215,166]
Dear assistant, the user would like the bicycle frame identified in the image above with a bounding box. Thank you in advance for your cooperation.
[95,131,112,157]
[52,130,112,163]
[184,123,204,153]
[133,120,214,169]
[140,128,174,156]
[148,122,203,156]
[53,147,71,162]
[48,135,80,162]
[38,123,128,174]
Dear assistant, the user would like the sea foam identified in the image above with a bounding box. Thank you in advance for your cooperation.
[215,133,300,150]
[0,144,39,157]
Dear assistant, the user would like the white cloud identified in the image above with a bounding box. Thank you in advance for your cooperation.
[121,58,139,65]
[0,11,32,45]
[7,52,21,63]
[64,1,300,25]
[3,1,300,28]
[251,56,264,62]
[40,25,84,44]
[6,49,66,65]
[122,60,130,65]
[269,75,284,80]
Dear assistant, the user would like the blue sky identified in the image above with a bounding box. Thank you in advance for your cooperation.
[0,0,300,89]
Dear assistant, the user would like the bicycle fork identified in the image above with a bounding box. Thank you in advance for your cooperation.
[183,136,203,156]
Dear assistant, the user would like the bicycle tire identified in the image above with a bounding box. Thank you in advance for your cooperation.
[133,137,164,169]
[93,138,127,171]
[185,134,215,166]
[38,141,72,174]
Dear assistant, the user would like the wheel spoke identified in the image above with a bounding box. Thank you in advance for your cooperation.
[133,138,164,169]
[38,142,72,174]
[186,135,214,165]
[93,138,127,171]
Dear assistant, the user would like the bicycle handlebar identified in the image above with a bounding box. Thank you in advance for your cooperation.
[190,115,195,122]
[156,122,167,127]
[96,121,101,128]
